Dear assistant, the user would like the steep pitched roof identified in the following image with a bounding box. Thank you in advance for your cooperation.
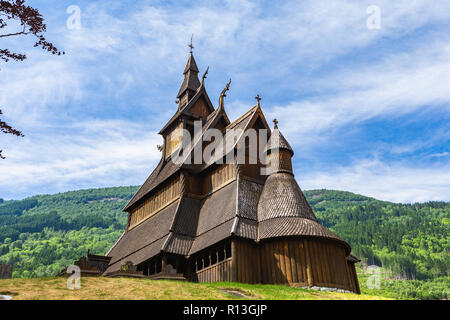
[177,53,200,98]
[193,105,269,171]
[188,181,237,255]
[123,157,179,211]
[256,172,350,252]
[162,196,201,255]
[159,85,215,135]
[264,127,294,156]
[257,173,317,222]
[230,178,262,241]
[105,200,180,272]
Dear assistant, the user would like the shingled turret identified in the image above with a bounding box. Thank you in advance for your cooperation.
[264,119,294,174]
[258,121,346,241]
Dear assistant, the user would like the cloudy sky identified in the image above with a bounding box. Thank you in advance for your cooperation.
[1,0,449,202]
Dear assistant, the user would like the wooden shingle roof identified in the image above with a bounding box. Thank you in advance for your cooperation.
[105,200,180,272]
[257,173,317,222]
[264,127,294,156]
[177,53,200,98]
[123,157,179,211]
[256,172,350,253]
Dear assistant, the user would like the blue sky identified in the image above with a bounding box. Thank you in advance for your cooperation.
[1,0,449,202]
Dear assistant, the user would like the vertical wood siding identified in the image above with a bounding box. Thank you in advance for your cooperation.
[129,177,180,229]
[202,164,236,195]
[193,258,233,283]
[191,237,359,293]
[256,238,358,292]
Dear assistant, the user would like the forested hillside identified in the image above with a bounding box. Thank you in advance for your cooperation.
[0,187,448,299]
[306,190,449,280]
[0,187,137,277]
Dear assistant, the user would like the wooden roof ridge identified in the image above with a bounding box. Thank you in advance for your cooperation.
[123,157,166,211]
[226,104,258,130]
[159,84,216,135]
[105,200,181,270]
[230,173,241,235]
[105,231,125,256]
[161,194,202,254]
[196,105,267,171]
[161,194,187,252]
[178,105,230,167]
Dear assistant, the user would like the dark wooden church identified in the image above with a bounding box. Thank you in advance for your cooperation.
[75,47,360,293]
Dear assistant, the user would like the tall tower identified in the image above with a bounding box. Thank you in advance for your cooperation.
[176,48,201,108]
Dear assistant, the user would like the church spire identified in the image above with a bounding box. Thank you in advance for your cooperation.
[176,36,201,107]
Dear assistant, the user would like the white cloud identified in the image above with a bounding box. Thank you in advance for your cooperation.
[300,159,450,203]
[429,152,449,158]
[267,39,450,148]
[0,120,162,199]
[0,59,83,127]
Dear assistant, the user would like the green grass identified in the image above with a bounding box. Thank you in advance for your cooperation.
[0,277,389,300]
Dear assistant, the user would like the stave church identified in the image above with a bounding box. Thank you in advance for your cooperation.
[67,44,360,293]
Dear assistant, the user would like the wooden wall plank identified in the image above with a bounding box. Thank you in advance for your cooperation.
[324,242,332,285]
[320,242,327,285]
[303,239,312,286]
[288,240,298,283]
[255,242,261,284]
[231,240,237,282]
[292,240,300,283]
[277,241,285,283]
[284,240,292,283]
[270,242,277,284]
[309,240,317,283]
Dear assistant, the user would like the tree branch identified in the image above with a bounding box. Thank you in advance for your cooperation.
[0,30,29,37]
[0,109,23,136]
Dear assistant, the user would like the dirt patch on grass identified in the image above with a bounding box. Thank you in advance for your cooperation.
[218,287,257,299]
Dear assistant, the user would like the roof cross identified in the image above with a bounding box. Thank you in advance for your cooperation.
[255,94,261,107]
[188,34,194,53]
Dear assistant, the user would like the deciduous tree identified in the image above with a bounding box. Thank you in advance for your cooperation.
[0,0,64,158]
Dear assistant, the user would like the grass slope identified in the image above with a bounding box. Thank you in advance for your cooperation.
[0,277,389,300]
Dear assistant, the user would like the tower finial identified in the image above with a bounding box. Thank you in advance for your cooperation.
[188,34,194,53]
[255,94,261,107]
[273,118,278,129]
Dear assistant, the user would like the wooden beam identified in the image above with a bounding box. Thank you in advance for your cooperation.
[231,240,237,282]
